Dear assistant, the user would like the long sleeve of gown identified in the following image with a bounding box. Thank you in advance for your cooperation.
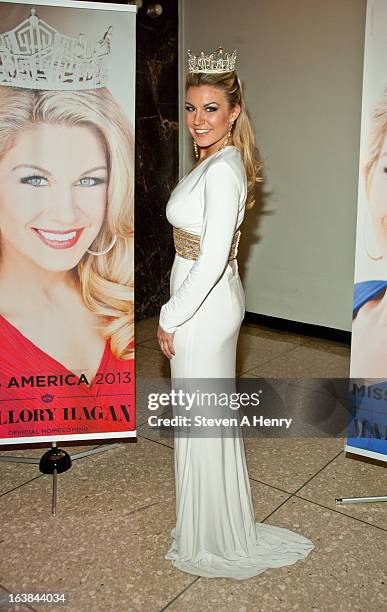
[159,159,241,334]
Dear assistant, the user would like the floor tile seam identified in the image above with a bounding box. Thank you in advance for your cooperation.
[257,487,387,533]
[136,417,154,427]
[138,335,303,361]
[242,327,305,343]
[290,449,346,494]
[238,345,351,376]
[298,335,351,351]
[136,404,171,423]
[237,345,304,376]
[0,474,44,499]
[42,496,168,522]
[159,577,201,611]
[137,432,174,451]
[138,327,348,351]
[292,493,387,533]
[246,448,344,497]
[246,447,344,486]
[0,584,38,612]
[0,444,109,458]
[259,491,300,523]
[135,407,172,428]
[248,474,300,497]
[118,499,163,519]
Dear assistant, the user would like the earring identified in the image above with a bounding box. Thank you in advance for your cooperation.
[193,138,199,160]
[219,122,233,151]
[87,234,117,256]
[363,208,383,261]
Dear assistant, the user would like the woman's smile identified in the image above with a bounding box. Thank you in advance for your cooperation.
[194,129,211,136]
[32,227,84,249]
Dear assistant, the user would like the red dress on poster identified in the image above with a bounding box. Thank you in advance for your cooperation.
[0,315,135,441]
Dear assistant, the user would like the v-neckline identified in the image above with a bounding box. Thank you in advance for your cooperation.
[0,313,109,392]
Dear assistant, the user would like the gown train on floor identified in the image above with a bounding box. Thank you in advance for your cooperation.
[160,147,314,579]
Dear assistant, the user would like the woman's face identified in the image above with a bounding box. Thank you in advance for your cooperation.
[185,85,240,156]
[369,132,387,259]
[0,123,108,272]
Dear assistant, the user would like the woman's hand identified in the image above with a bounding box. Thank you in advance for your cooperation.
[157,325,175,359]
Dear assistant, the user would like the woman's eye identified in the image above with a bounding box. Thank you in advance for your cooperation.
[206,107,218,112]
[185,106,195,112]
[77,177,105,187]
[20,175,48,187]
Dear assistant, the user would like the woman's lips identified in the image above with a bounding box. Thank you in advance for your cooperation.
[193,129,211,138]
[32,228,84,249]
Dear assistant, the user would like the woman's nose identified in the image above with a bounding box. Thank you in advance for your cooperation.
[49,187,77,226]
[193,110,205,125]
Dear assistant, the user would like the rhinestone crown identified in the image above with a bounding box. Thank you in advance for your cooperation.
[188,47,237,74]
[0,8,112,90]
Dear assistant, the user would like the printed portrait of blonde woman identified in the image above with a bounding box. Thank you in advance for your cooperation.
[351,87,387,379]
[157,47,314,579]
[0,8,134,436]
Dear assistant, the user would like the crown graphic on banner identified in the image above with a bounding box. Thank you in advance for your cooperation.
[187,47,237,74]
[0,8,113,90]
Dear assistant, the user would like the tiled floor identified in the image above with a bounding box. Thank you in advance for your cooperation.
[0,316,385,612]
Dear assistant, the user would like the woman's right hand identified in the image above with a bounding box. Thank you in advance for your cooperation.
[157,324,176,360]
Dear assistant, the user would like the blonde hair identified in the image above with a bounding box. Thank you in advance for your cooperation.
[364,86,387,198]
[0,87,134,360]
[185,71,262,209]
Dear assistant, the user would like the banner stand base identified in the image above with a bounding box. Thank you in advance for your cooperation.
[0,440,122,516]
[335,494,387,505]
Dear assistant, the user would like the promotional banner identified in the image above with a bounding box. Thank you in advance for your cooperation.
[0,0,136,444]
[348,0,387,462]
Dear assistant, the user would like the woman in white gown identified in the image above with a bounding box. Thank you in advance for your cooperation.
[157,48,314,580]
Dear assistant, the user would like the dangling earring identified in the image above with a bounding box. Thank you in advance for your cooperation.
[87,234,117,256]
[219,121,233,151]
[363,208,383,261]
[193,139,199,160]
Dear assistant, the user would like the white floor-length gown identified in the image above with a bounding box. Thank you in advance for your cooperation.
[159,146,314,579]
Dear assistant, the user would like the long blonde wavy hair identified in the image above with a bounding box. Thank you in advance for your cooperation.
[364,86,387,199]
[0,87,134,360]
[186,71,262,209]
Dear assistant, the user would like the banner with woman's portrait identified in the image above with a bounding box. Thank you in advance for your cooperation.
[348,0,387,462]
[0,0,136,445]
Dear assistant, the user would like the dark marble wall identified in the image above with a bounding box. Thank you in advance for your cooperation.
[91,0,179,322]
[135,0,179,322]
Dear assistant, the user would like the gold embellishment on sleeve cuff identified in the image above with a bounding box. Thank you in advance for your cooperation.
[173,226,241,261]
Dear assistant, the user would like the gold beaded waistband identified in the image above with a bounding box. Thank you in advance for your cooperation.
[173,226,241,261]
